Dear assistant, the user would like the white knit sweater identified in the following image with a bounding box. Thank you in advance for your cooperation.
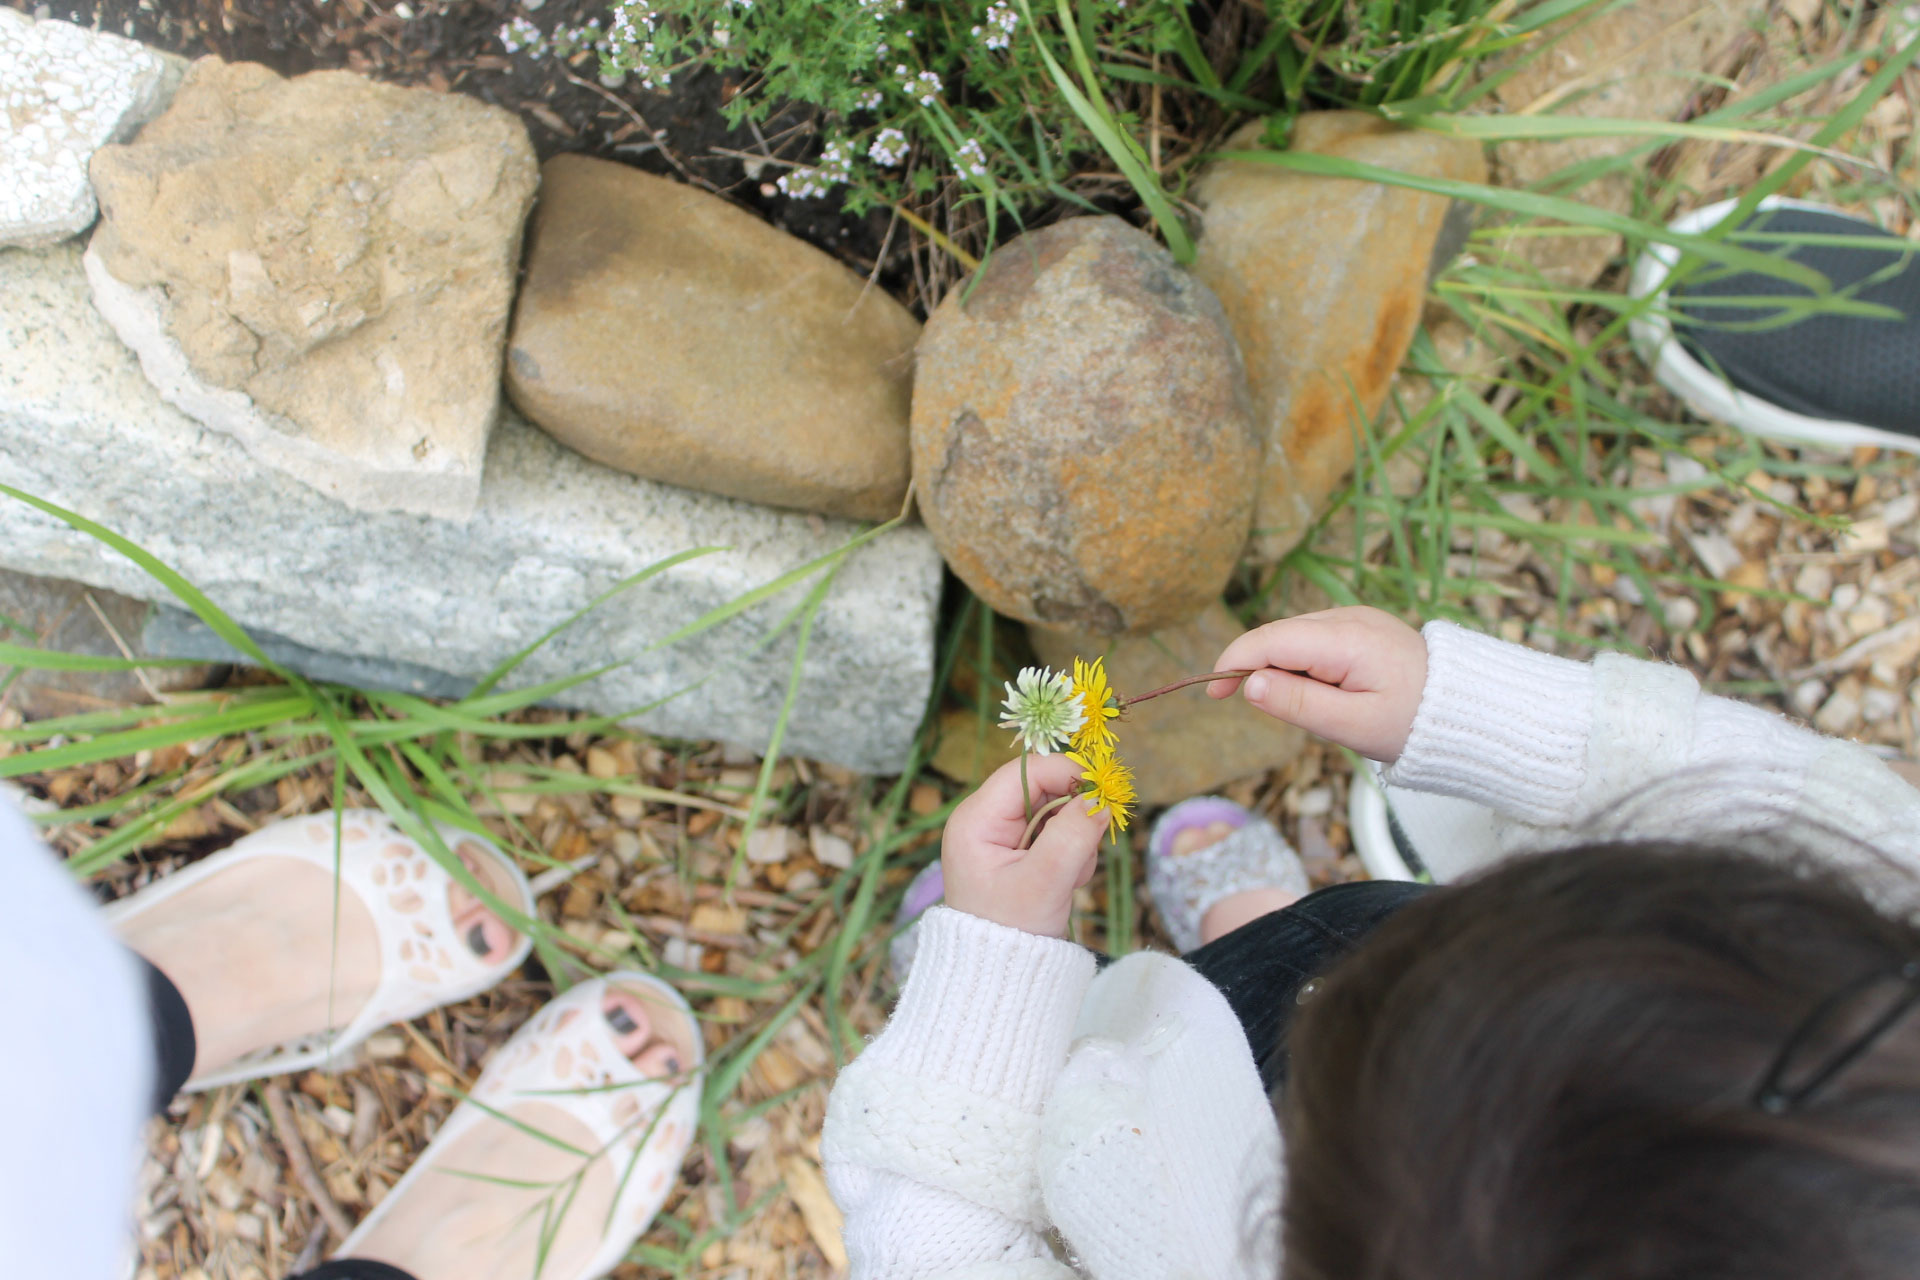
[823,622,1920,1280]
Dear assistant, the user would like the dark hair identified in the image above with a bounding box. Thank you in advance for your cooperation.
[1281,844,1920,1280]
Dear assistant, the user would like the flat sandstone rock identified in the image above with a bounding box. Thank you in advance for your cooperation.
[85,58,539,521]
[0,242,942,774]
[0,8,182,249]
[506,155,919,523]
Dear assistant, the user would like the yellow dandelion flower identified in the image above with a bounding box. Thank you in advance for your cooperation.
[1068,656,1121,753]
[1068,743,1136,839]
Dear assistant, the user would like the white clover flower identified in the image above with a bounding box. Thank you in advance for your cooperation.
[952,137,988,180]
[868,127,908,167]
[1000,667,1086,756]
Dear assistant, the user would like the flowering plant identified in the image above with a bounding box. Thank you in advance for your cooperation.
[504,0,1182,217]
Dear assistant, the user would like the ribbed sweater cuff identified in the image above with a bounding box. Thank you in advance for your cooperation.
[1384,621,1595,827]
[864,907,1097,1111]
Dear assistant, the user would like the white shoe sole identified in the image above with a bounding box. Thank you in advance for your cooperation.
[1348,765,1505,885]
[1627,195,1920,456]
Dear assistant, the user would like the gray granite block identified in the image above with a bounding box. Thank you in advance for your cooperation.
[0,566,222,717]
[0,241,943,773]
[142,607,474,701]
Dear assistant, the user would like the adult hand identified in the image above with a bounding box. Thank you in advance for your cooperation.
[941,753,1108,938]
[1207,607,1429,762]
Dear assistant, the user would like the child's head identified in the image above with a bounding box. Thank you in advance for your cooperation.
[1281,844,1920,1280]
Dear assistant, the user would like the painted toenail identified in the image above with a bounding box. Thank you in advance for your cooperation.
[466,922,490,956]
[607,1005,639,1035]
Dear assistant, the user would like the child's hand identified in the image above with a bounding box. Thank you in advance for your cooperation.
[1207,606,1428,762]
[941,753,1110,939]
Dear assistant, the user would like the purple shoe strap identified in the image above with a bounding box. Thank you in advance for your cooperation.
[1148,796,1253,862]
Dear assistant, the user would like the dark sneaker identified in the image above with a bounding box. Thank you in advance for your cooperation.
[1630,197,1920,453]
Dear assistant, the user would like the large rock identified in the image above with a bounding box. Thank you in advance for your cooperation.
[1192,114,1486,561]
[86,58,538,522]
[0,567,222,718]
[0,242,942,774]
[1488,0,1750,288]
[1029,602,1306,807]
[0,8,182,249]
[912,217,1259,636]
[506,155,919,523]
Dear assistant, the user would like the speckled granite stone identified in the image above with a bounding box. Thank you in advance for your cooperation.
[0,242,942,772]
[0,9,181,248]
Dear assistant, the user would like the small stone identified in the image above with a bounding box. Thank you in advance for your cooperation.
[1862,684,1903,724]
[0,8,183,248]
[912,217,1259,635]
[87,58,539,521]
[807,828,855,870]
[744,825,793,865]
[1843,517,1890,555]
[1789,678,1827,720]
[585,745,622,779]
[506,155,919,522]
[1190,113,1487,560]
[1028,601,1307,807]
[1814,682,1864,736]
[0,566,220,717]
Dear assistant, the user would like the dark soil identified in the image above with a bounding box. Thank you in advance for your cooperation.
[13,0,913,300]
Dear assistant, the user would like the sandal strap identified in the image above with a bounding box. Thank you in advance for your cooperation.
[1146,801,1308,953]
[109,809,533,1089]
[337,973,704,1280]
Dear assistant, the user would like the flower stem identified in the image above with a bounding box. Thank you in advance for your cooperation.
[1017,792,1077,851]
[1020,749,1032,825]
[1120,669,1258,708]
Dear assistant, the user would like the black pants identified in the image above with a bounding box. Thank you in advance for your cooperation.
[142,958,422,1280]
[1181,879,1436,1093]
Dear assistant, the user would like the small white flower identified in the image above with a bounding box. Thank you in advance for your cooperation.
[868,127,908,166]
[856,89,883,111]
[498,15,543,54]
[952,137,988,180]
[904,68,942,106]
[778,168,831,199]
[1000,667,1086,756]
[978,2,1018,50]
[712,22,731,47]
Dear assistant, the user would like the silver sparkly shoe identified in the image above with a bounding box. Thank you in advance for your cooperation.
[1146,797,1309,953]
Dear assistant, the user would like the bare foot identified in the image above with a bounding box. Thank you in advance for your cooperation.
[347,986,698,1280]
[117,829,521,1084]
[1169,821,1304,946]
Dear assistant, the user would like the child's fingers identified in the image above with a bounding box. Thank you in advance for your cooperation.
[1207,613,1362,699]
[1237,666,1364,740]
[1026,793,1108,878]
[959,752,1085,845]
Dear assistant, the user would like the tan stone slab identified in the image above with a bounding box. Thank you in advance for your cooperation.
[87,58,538,521]
[1192,113,1486,561]
[1487,0,1755,287]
